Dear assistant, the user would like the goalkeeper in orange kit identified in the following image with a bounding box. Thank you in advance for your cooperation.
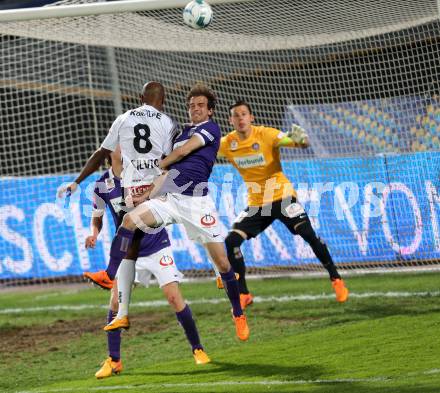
[218,100,349,309]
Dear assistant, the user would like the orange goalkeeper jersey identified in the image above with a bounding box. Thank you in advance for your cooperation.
[219,125,296,207]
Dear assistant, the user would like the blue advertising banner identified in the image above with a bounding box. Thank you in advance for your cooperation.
[0,151,439,279]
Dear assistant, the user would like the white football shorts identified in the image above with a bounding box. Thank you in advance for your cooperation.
[145,193,224,244]
[130,246,183,288]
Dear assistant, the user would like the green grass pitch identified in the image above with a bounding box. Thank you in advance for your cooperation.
[1,272,440,393]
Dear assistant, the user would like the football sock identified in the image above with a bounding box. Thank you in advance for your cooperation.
[225,231,249,294]
[176,304,203,352]
[220,268,243,317]
[106,227,135,280]
[116,259,135,319]
[107,309,121,362]
[297,221,341,280]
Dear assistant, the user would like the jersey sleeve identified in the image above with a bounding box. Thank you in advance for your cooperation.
[218,136,228,157]
[101,114,123,152]
[194,122,219,146]
[264,127,286,148]
[92,182,106,218]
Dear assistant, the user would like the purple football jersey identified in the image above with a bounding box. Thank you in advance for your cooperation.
[93,169,170,257]
[169,119,220,196]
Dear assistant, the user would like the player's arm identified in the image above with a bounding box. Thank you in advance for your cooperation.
[85,216,103,249]
[85,183,106,248]
[276,124,309,149]
[58,115,122,197]
[57,148,111,197]
[159,135,204,169]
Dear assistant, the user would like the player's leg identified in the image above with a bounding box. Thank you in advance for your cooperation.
[225,206,273,309]
[102,202,163,283]
[162,282,210,364]
[95,281,123,379]
[204,241,249,341]
[177,193,250,341]
[279,198,349,302]
[104,231,142,328]
[84,211,142,288]
[104,259,136,331]
[138,248,210,364]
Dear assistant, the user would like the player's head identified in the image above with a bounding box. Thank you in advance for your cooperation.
[229,100,254,134]
[140,81,165,111]
[187,84,217,124]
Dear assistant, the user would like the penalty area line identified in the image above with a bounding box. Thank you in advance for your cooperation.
[2,290,440,314]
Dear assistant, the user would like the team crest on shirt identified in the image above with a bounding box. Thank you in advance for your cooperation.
[230,140,238,151]
[159,255,174,266]
[252,143,260,151]
[105,177,115,191]
[200,214,216,227]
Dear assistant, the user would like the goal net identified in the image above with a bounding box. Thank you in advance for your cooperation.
[1,0,439,286]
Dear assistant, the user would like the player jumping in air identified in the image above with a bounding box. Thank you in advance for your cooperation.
[58,81,177,289]
[86,147,210,378]
[102,85,250,341]
[218,100,349,309]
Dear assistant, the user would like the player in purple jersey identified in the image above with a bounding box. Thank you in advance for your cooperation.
[87,149,210,379]
[100,85,250,341]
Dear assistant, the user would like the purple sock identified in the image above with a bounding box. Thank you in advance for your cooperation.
[107,310,121,362]
[220,269,243,317]
[106,227,135,279]
[176,304,203,352]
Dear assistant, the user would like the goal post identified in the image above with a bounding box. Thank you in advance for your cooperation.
[0,0,247,22]
[1,0,440,287]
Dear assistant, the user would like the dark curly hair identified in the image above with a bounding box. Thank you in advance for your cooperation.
[186,84,217,112]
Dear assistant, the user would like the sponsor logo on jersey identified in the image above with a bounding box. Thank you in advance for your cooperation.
[252,143,260,150]
[230,140,238,151]
[199,129,214,141]
[159,255,174,266]
[233,154,266,168]
[200,213,217,227]
[128,184,152,197]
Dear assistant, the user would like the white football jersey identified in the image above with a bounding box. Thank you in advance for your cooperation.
[101,104,177,188]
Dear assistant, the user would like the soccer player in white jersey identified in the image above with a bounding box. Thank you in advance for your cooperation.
[59,81,177,288]
[101,85,250,341]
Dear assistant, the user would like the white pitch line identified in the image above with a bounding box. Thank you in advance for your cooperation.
[15,368,440,393]
[2,291,440,314]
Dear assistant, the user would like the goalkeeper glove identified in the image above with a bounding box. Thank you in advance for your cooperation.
[287,124,308,145]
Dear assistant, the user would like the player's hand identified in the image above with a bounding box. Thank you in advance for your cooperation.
[57,182,78,198]
[287,124,309,147]
[85,235,97,249]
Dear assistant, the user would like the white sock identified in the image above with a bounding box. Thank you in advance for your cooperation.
[116,259,135,319]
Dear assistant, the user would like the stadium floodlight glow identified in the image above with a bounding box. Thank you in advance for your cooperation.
[0,0,251,23]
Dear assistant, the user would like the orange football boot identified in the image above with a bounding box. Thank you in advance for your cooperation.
[332,278,349,303]
[83,270,114,290]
